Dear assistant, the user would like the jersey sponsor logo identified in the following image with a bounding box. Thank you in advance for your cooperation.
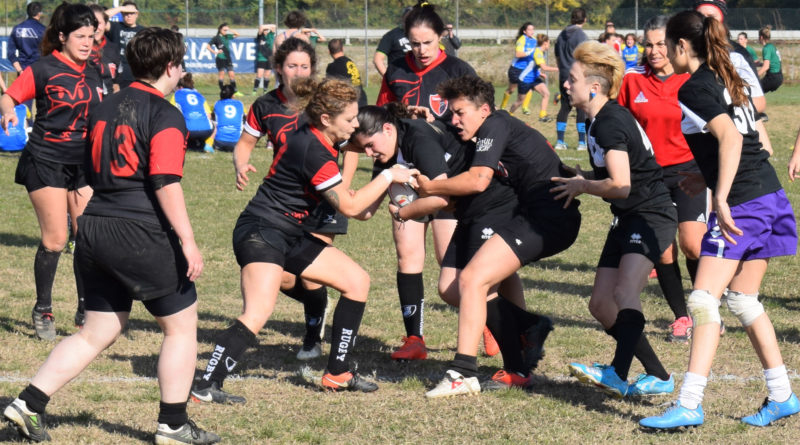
[402,305,418,318]
[481,227,494,240]
[629,233,642,245]
[429,94,448,117]
[634,91,648,103]
[476,138,493,152]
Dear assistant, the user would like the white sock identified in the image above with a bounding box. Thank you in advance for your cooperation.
[764,365,792,403]
[678,371,707,409]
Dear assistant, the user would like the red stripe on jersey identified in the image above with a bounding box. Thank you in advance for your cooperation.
[309,125,338,157]
[150,127,186,176]
[407,50,447,76]
[130,81,165,98]
[245,107,262,133]
[6,67,36,105]
[376,77,396,106]
[310,160,341,190]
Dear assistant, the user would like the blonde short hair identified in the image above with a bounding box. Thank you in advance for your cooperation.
[572,40,625,99]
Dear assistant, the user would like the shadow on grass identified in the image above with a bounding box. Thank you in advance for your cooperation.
[533,259,597,274]
[520,278,594,299]
[0,395,152,442]
[528,377,662,419]
[0,232,39,249]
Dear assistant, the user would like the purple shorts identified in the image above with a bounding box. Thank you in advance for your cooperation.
[700,189,797,260]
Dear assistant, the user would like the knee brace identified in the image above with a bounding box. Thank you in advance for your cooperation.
[687,289,721,326]
[725,290,764,327]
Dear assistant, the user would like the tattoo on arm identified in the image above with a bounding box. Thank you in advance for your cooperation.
[323,189,340,210]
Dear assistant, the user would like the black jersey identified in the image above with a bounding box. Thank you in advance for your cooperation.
[678,63,780,206]
[91,38,120,95]
[376,27,411,64]
[471,111,566,210]
[244,88,303,150]
[326,55,367,107]
[107,22,144,83]
[393,119,465,178]
[587,100,672,216]
[6,50,103,165]
[245,123,342,234]
[376,52,475,121]
[83,82,188,227]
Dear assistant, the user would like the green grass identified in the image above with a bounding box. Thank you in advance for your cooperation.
[2,60,800,443]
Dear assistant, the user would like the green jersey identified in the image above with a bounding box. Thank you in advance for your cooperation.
[762,43,781,73]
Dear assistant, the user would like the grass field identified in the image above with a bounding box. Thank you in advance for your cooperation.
[2,62,800,443]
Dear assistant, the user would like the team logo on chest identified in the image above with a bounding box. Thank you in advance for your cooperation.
[429,94,448,117]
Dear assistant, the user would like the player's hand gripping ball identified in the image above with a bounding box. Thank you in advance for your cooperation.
[387,164,418,208]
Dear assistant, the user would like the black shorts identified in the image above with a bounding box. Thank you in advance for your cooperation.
[213,139,237,152]
[15,149,88,192]
[761,71,783,94]
[442,211,511,270]
[518,80,538,94]
[75,215,197,316]
[495,201,582,266]
[662,161,708,224]
[303,201,349,235]
[256,60,272,71]
[188,129,214,150]
[507,66,523,85]
[232,211,327,275]
[216,58,233,72]
[597,206,678,268]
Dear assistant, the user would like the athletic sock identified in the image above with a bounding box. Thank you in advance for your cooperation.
[73,255,85,315]
[231,80,237,91]
[576,122,587,145]
[264,79,270,91]
[197,319,256,390]
[521,91,533,110]
[34,244,61,312]
[609,309,645,380]
[686,258,699,284]
[486,298,526,375]
[656,261,688,319]
[18,384,49,414]
[500,91,511,110]
[604,325,669,380]
[765,365,793,403]
[253,78,260,91]
[539,109,547,118]
[450,353,478,378]
[157,401,189,429]
[397,272,424,338]
[281,280,305,303]
[556,121,566,143]
[302,286,328,344]
[218,80,224,90]
[678,371,707,409]
[326,296,365,375]
[498,296,540,331]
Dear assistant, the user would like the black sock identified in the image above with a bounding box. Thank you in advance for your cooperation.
[281,280,305,303]
[397,272,424,338]
[157,401,188,428]
[263,79,270,91]
[231,80,237,91]
[450,353,478,378]
[302,286,328,345]
[19,384,49,414]
[604,325,669,381]
[685,258,699,284]
[73,256,85,315]
[218,80,224,90]
[609,309,645,380]
[34,244,61,312]
[253,78,260,90]
[197,319,256,389]
[655,261,687,319]
[486,298,526,374]
[498,295,540,331]
[326,296,365,375]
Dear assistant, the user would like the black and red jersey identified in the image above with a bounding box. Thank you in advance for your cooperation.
[376,51,475,121]
[243,88,304,150]
[83,81,188,227]
[244,123,342,234]
[6,50,103,165]
[90,37,120,96]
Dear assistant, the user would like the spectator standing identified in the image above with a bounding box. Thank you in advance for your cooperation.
[441,24,461,56]
[326,39,367,107]
[373,7,413,76]
[622,33,639,70]
[8,2,46,76]
[554,7,588,151]
[254,24,276,95]
[206,23,242,96]
[105,1,144,89]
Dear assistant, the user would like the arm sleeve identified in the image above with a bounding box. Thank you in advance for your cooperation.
[304,143,342,192]
[6,66,36,105]
[678,82,727,125]
[593,115,630,153]
[376,32,393,55]
[243,104,265,137]
[451,35,462,49]
[533,48,546,66]
[149,109,188,177]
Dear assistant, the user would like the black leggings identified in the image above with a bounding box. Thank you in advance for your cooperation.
[556,82,586,124]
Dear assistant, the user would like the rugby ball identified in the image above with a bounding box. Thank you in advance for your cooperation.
[389,182,418,208]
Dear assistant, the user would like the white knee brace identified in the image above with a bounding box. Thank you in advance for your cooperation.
[725,290,764,327]
[687,289,721,326]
